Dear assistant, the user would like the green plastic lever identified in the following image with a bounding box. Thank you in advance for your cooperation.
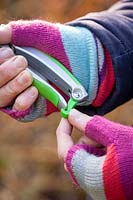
[32,78,60,108]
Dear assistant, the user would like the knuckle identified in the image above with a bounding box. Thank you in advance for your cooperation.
[7,70,33,93]
[5,82,18,96]
[0,47,14,62]
[0,65,7,77]
[0,86,16,107]
[17,70,33,86]
[0,63,14,80]
[0,55,28,82]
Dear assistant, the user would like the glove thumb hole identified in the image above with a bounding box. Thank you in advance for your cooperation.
[83,144,106,157]
[65,144,106,197]
[78,135,104,148]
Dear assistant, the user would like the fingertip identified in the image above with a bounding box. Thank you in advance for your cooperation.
[0,24,12,44]
[13,86,38,111]
[69,109,81,119]
[57,150,63,160]
[68,109,93,132]
[64,163,69,172]
[56,118,72,136]
[56,118,74,161]
[30,86,39,97]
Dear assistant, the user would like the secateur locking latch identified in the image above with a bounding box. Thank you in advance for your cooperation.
[10,45,88,118]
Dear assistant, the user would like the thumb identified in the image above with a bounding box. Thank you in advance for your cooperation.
[0,24,12,44]
[68,109,93,132]
[68,109,115,147]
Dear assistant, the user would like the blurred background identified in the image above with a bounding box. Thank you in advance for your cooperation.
[0,0,132,200]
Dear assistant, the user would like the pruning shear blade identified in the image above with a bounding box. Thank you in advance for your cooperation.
[12,45,88,118]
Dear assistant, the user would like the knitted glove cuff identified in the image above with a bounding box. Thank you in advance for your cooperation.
[65,144,105,185]
[85,115,133,147]
[0,95,46,122]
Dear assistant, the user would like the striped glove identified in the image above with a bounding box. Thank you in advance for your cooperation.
[1,20,114,121]
[64,110,133,200]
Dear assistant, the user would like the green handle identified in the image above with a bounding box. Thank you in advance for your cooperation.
[33,78,78,118]
[32,78,60,107]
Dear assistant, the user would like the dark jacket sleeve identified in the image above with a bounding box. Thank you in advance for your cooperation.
[68,0,133,116]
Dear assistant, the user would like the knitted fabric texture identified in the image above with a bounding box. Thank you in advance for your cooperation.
[65,116,133,200]
[0,20,114,121]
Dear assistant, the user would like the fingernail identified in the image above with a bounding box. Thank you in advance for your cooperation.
[0,24,7,31]
[0,47,14,59]
[0,24,10,33]
[69,109,81,118]
[69,109,93,130]
[68,109,82,123]
[12,55,28,67]
[13,101,23,111]
[0,24,11,44]
[27,87,38,97]
[17,71,32,85]
[13,87,38,111]
[69,109,83,124]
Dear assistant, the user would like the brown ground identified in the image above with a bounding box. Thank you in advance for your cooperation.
[0,1,132,200]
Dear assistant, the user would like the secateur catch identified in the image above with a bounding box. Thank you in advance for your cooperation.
[8,45,88,118]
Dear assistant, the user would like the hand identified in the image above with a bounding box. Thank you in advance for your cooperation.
[0,48,38,111]
[56,112,98,161]
[0,20,100,121]
[0,26,38,112]
[56,109,133,200]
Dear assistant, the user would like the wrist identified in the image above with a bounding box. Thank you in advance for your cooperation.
[0,95,50,122]
[65,144,89,185]
[65,143,105,185]
[0,106,31,121]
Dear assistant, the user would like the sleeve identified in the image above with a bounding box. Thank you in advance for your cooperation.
[68,0,133,116]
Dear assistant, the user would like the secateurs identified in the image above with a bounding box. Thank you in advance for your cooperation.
[10,45,88,118]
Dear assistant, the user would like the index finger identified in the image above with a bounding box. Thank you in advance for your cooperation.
[56,118,74,160]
